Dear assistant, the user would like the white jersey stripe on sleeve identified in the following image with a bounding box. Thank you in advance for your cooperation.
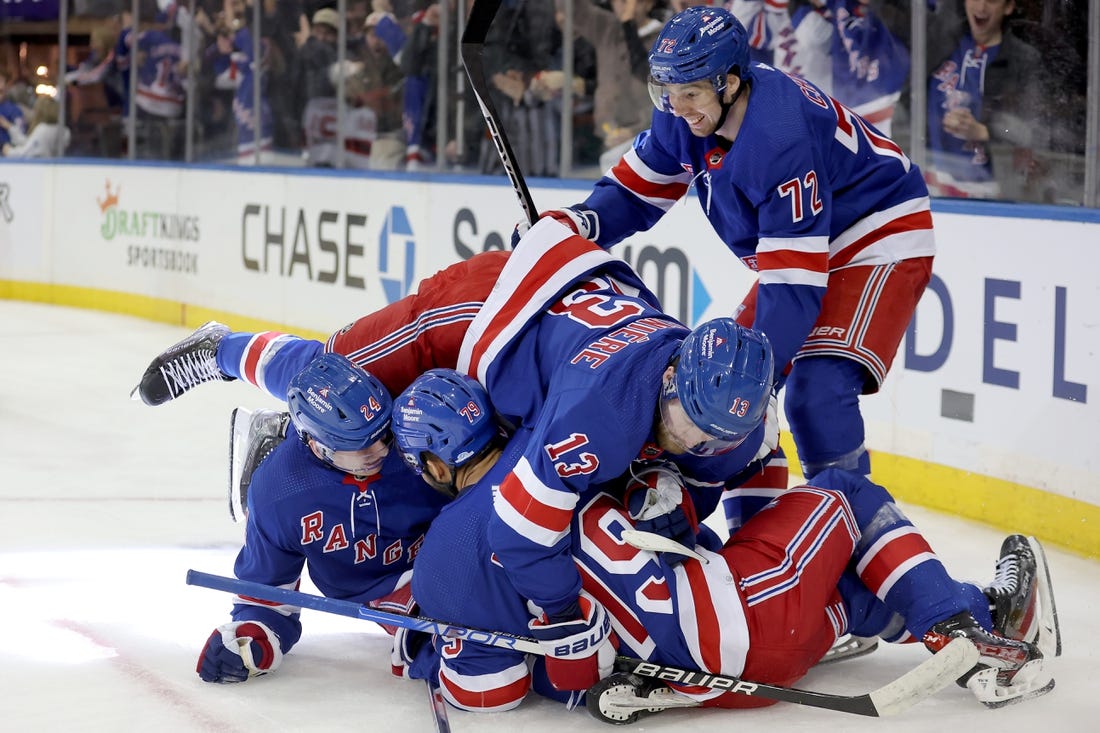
[493,457,578,547]
[606,147,692,211]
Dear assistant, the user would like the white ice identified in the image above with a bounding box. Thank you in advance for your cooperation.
[1,300,1096,732]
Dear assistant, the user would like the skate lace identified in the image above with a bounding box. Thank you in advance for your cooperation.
[159,349,222,397]
[988,554,1020,596]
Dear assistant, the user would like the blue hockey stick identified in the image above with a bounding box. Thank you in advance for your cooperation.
[186,569,977,717]
[186,569,541,654]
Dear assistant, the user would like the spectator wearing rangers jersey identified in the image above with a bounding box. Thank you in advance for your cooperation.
[783,1,911,137]
[114,12,187,160]
[0,64,28,151]
[521,6,935,502]
[922,0,1051,200]
[195,352,451,683]
[390,368,1057,714]
[205,18,276,163]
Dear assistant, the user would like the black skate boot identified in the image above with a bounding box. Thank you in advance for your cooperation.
[984,534,1062,657]
[131,321,234,406]
[923,611,1052,707]
[229,407,290,523]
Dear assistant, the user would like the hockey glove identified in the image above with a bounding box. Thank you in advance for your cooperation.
[510,206,600,247]
[624,461,699,563]
[196,620,283,683]
[391,626,434,680]
[528,593,617,691]
[752,392,780,463]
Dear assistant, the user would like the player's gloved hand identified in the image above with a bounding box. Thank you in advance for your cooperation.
[528,593,617,691]
[391,626,434,680]
[624,460,699,563]
[196,620,283,683]
[752,392,780,463]
[510,205,600,247]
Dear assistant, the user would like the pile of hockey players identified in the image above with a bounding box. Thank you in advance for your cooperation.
[134,223,1060,723]
[131,7,1061,724]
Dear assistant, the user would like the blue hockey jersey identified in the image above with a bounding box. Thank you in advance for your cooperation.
[229,434,450,652]
[581,62,934,377]
[410,443,756,711]
[456,221,767,619]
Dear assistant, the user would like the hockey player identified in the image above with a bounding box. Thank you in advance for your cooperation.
[131,225,776,537]
[131,250,510,408]
[136,222,783,691]
[195,352,451,683]
[449,222,783,693]
[518,6,935,488]
[391,368,1059,715]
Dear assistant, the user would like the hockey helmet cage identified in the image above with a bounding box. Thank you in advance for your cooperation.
[286,353,393,453]
[393,368,497,475]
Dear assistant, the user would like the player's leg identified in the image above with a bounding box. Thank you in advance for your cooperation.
[714,485,860,701]
[719,449,789,535]
[784,356,871,478]
[815,469,1051,703]
[132,322,324,406]
[788,258,933,478]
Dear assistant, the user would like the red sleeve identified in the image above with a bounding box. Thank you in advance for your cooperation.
[326,251,508,395]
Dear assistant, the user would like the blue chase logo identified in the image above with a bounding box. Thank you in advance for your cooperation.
[378,206,416,304]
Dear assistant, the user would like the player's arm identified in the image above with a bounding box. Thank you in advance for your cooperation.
[579,116,694,248]
[487,396,635,691]
[196,505,304,683]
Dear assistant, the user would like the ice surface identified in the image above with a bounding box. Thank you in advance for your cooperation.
[1,300,1095,731]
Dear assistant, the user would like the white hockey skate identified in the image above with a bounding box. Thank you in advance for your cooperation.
[817,633,879,665]
[228,407,289,522]
[586,673,700,725]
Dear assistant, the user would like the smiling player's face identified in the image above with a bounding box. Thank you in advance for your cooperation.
[662,80,726,137]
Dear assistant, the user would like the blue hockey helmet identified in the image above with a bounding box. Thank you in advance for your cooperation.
[648,6,751,108]
[286,353,393,454]
[661,319,774,456]
[392,368,497,475]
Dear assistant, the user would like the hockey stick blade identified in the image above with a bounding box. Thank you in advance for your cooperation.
[187,570,976,716]
[620,529,709,563]
[616,638,978,717]
[460,0,539,225]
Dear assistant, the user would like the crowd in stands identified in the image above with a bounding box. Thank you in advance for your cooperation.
[0,0,1092,205]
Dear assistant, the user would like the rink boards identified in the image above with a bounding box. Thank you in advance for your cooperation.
[1,160,1097,558]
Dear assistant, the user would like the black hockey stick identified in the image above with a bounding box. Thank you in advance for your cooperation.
[186,569,977,717]
[461,0,539,226]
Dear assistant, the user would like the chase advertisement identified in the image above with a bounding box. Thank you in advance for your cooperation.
[10,162,1100,508]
